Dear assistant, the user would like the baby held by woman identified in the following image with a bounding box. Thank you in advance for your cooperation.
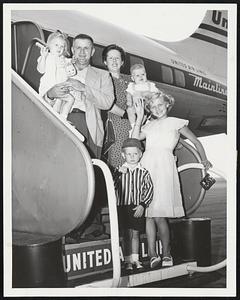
[126,63,158,127]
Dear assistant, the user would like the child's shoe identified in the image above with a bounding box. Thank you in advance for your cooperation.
[133,260,144,270]
[150,256,161,268]
[125,262,133,271]
[162,256,173,267]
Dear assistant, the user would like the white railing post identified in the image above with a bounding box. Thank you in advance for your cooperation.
[92,159,121,287]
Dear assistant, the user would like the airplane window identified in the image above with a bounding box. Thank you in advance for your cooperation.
[144,59,161,82]
[174,69,186,87]
[43,29,50,42]
[121,52,130,75]
[129,55,144,68]
[161,65,173,84]
[91,45,105,70]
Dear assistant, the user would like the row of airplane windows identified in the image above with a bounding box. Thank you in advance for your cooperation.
[12,22,226,101]
[42,30,187,89]
[93,44,186,88]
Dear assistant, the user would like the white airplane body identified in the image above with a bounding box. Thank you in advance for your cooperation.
[11,9,227,137]
[158,10,227,82]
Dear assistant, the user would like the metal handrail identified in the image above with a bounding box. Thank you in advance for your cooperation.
[92,159,121,288]
[21,38,46,76]
[187,259,226,273]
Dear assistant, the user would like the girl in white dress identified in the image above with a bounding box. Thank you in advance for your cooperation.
[131,91,212,268]
[37,31,77,119]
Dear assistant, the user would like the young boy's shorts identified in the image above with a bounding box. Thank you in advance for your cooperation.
[117,204,145,233]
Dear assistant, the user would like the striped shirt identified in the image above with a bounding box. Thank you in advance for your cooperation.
[115,163,153,207]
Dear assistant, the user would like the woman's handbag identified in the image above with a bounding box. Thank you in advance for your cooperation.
[102,118,116,156]
[200,173,216,190]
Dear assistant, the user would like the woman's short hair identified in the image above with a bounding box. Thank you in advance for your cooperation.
[145,90,175,113]
[47,30,70,56]
[102,44,126,64]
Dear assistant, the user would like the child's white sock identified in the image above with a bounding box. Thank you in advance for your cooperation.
[124,255,133,263]
[132,253,139,262]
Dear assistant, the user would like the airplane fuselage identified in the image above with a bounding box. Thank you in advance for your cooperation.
[11,9,227,136]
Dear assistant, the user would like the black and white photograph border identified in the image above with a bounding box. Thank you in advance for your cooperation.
[3,3,237,297]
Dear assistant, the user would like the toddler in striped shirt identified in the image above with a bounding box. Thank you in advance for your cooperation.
[114,138,153,271]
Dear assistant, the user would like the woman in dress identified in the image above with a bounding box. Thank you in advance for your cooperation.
[131,91,212,268]
[102,44,132,168]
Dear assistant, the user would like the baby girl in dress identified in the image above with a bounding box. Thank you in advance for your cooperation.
[126,64,159,127]
[37,31,79,120]
[131,91,212,268]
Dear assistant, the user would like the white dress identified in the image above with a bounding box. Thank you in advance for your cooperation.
[38,54,71,97]
[126,81,158,97]
[141,117,189,218]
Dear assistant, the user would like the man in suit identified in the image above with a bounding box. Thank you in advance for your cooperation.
[47,33,114,158]
[47,34,114,240]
